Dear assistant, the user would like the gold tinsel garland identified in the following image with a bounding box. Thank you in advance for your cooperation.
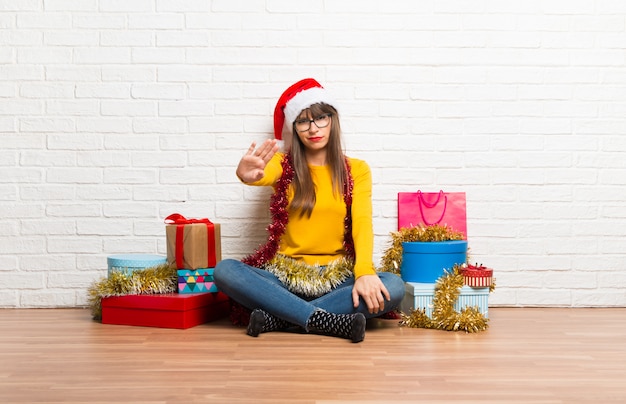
[398,265,495,333]
[87,264,177,320]
[378,225,495,333]
[264,254,355,298]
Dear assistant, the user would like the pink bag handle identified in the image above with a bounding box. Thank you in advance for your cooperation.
[417,190,447,225]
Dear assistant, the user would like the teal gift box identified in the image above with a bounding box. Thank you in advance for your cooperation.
[400,282,489,318]
[177,268,218,294]
[107,254,167,277]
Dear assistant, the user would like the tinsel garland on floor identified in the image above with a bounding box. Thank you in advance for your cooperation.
[87,264,177,320]
[398,265,496,333]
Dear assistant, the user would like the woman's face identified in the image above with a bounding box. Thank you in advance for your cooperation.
[294,110,332,152]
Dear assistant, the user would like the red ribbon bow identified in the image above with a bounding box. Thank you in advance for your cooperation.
[165,213,216,269]
[165,213,213,225]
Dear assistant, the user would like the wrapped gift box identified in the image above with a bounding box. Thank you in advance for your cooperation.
[400,240,468,283]
[178,268,218,294]
[400,282,489,318]
[461,264,494,288]
[107,254,167,277]
[165,214,222,270]
[101,292,229,329]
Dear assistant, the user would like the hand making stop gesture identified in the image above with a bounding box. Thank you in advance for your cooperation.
[236,139,280,184]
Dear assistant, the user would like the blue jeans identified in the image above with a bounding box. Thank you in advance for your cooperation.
[213,258,406,328]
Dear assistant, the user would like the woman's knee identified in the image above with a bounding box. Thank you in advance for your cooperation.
[213,258,239,283]
[380,272,405,302]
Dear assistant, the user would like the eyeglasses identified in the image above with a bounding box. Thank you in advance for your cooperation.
[294,113,331,133]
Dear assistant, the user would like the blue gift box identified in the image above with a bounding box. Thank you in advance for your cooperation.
[177,268,218,294]
[400,241,468,283]
[107,254,167,277]
[400,282,489,318]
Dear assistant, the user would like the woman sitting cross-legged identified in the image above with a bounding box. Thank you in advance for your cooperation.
[213,78,405,343]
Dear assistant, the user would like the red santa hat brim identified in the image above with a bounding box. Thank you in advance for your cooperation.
[273,78,335,140]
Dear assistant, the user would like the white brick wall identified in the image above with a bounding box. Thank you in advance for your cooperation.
[1,1,625,308]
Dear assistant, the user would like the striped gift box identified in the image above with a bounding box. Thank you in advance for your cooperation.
[400,282,490,318]
[461,264,494,288]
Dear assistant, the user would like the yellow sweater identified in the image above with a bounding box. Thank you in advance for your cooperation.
[249,152,376,279]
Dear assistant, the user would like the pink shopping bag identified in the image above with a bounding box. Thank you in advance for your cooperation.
[397,190,467,238]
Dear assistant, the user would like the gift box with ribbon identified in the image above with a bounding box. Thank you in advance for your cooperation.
[165,213,222,270]
[177,268,218,294]
[460,264,494,288]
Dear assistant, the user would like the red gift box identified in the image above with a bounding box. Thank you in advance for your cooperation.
[101,292,229,329]
[461,264,494,288]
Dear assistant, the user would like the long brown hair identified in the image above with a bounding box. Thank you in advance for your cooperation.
[290,103,346,218]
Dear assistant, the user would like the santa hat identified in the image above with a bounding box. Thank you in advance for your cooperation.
[273,78,335,140]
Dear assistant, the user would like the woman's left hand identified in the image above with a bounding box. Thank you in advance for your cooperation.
[352,274,391,314]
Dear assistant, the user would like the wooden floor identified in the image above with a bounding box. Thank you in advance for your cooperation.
[1,308,625,404]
